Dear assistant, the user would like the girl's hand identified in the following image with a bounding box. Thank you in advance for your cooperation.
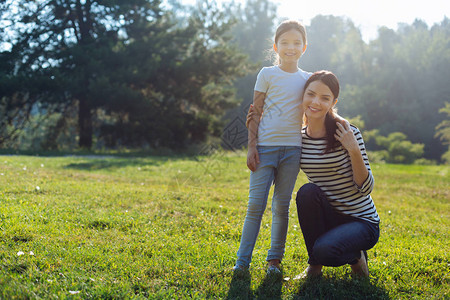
[247,146,260,172]
[334,122,359,154]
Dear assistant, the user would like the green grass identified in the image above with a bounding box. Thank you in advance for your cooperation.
[0,153,448,299]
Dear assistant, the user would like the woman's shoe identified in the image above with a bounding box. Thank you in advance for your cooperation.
[293,265,323,280]
[351,250,369,277]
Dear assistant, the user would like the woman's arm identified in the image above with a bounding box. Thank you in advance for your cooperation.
[334,122,370,188]
[247,91,265,172]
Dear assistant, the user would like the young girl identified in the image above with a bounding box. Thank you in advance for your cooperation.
[235,20,310,273]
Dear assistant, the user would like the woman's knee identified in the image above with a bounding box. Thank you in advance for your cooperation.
[312,240,339,266]
[296,183,321,207]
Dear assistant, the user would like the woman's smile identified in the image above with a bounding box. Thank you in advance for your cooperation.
[308,106,321,112]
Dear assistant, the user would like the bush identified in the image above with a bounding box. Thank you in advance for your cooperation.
[441,150,450,164]
[414,158,437,165]
[365,131,424,164]
[367,150,387,163]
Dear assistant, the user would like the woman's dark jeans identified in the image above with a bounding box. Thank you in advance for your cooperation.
[296,183,379,266]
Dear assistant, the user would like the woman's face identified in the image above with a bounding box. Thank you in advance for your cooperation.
[303,80,337,121]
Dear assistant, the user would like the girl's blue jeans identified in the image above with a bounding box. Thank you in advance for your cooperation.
[236,146,301,268]
[296,183,380,266]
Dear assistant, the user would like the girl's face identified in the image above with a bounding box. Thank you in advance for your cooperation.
[275,29,306,65]
[303,80,337,121]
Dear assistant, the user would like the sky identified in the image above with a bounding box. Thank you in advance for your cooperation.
[180,0,449,42]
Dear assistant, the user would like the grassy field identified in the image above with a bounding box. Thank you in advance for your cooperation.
[0,152,448,299]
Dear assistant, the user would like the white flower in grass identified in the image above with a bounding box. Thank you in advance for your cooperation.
[29,251,35,256]
[23,167,27,171]
[388,210,391,214]
[36,186,41,191]
[69,291,80,295]
[41,164,44,167]
[0,173,3,176]
[17,251,25,256]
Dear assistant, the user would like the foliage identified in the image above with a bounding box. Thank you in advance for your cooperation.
[345,117,426,164]
[346,115,365,129]
[0,0,249,150]
[1,1,450,162]
[301,16,450,161]
[0,154,448,298]
[435,102,450,164]
[223,0,278,135]
[364,130,424,164]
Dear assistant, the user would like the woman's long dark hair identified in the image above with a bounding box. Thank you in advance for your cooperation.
[303,70,341,153]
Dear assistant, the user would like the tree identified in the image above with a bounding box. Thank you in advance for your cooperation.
[435,102,450,163]
[230,0,278,105]
[336,18,450,161]
[220,0,278,149]
[0,0,249,149]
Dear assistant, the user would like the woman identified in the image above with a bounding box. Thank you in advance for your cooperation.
[247,70,380,277]
[295,70,380,277]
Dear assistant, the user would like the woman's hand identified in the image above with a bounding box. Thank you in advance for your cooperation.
[247,145,260,172]
[335,123,369,188]
[334,122,359,154]
[335,114,350,128]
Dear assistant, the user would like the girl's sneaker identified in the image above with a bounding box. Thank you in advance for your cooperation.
[232,264,247,272]
[267,259,281,274]
[267,265,281,274]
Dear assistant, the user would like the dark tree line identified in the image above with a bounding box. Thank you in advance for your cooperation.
[0,0,248,149]
[0,0,449,162]
[230,14,450,162]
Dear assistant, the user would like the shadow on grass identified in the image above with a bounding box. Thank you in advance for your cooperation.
[225,269,252,300]
[63,157,173,170]
[254,271,283,299]
[64,158,151,170]
[293,275,391,300]
[226,270,284,300]
[226,271,390,299]
[63,155,201,171]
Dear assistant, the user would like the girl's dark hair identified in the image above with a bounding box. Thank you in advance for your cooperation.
[274,20,307,45]
[303,70,341,153]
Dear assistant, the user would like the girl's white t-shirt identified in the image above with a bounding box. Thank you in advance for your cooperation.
[254,66,311,146]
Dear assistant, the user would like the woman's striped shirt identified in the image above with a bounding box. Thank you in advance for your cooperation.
[300,125,380,224]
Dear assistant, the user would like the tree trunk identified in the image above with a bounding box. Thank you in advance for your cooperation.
[78,98,93,149]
